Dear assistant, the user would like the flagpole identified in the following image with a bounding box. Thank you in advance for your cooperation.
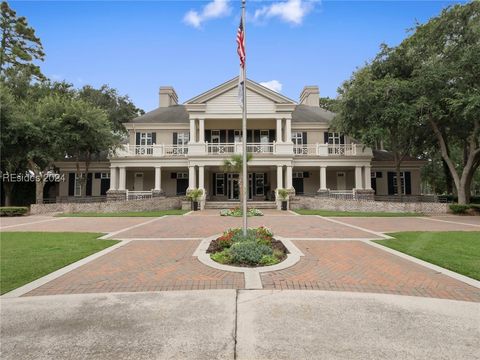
[241,0,248,236]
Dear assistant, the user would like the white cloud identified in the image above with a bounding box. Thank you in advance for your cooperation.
[260,80,283,93]
[254,0,316,25]
[183,0,231,29]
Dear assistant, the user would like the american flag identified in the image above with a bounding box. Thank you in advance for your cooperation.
[237,17,245,68]
[237,16,245,107]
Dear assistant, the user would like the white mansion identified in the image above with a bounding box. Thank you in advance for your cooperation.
[50,78,424,206]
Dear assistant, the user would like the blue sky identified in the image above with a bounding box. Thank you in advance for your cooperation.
[13,0,463,111]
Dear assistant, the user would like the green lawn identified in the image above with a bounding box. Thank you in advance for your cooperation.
[57,209,188,217]
[294,209,422,217]
[375,231,480,280]
[0,232,118,295]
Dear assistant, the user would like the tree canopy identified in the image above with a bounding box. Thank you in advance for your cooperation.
[334,2,480,203]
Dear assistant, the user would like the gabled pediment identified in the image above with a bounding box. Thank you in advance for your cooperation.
[184,77,296,105]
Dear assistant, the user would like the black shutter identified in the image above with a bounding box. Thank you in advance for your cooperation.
[254,130,260,142]
[303,171,309,178]
[405,171,412,195]
[68,173,75,196]
[94,172,101,179]
[152,132,157,144]
[252,173,256,196]
[205,130,211,142]
[269,130,275,142]
[340,134,345,144]
[302,132,307,145]
[220,130,226,143]
[86,173,93,196]
[136,132,141,145]
[387,172,395,195]
[100,179,110,195]
[227,130,234,143]
[324,132,329,144]
[173,132,178,145]
[171,172,177,179]
[247,130,253,142]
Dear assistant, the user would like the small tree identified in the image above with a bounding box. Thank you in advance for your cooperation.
[223,153,252,205]
[60,98,121,197]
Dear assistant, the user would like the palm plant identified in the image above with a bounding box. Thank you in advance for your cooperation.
[223,153,252,207]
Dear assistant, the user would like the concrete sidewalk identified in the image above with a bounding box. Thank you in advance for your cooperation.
[2,290,479,360]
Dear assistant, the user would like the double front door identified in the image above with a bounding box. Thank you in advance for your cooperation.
[226,173,253,200]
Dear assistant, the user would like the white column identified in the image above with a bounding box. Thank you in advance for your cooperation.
[286,165,293,189]
[189,119,196,143]
[355,166,363,189]
[198,119,205,143]
[285,118,292,142]
[276,166,283,189]
[320,166,327,190]
[198,166,204,190]
[276,119,283,143]
[364,165,372,190]
[188,166,196,189]
[154,166,161,191]
[118,167,126,191]
[109,167,118,190]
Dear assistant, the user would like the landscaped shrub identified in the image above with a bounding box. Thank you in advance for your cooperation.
[0,207,28,217]
[469,204,480,214]
[220,208,263,217]
[449,204,470,214]
[207,227,287,267]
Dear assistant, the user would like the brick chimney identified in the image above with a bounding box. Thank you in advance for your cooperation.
[299,86,320,107]
[159,86,178,107]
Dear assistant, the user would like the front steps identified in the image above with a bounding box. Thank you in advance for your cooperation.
[204,201,277,210]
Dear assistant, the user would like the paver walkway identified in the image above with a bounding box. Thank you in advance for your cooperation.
[261,241,480,302]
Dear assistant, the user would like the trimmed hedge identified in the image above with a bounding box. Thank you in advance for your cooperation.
[449,204,480,215]
[0,207,28,217]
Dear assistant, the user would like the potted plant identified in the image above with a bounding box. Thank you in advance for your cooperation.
[187,188,203,211]
[277,188,289,211]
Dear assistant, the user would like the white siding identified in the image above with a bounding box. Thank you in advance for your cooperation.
[206,87,276,114]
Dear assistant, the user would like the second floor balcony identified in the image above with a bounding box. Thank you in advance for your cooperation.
[112,142,372,159]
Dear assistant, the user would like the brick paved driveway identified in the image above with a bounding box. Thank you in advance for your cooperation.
[261,241,480,302]
[3,212,479,302]
[26,240,244,296]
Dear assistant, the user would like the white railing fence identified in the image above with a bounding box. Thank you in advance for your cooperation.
[126,190,153,201]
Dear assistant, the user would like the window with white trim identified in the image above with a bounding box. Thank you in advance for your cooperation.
[176,132,189,146]
[393,172,406,195]
[255,173,264,196]
[293,172,304,179]
[74,173,84,197]
[328,132,343,145]
[100,172,110,179]
[177,172,188,179]
[139,132,153,146]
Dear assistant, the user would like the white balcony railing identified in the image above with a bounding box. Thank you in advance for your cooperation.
[207,142,274,155]
[113,145,188,158]
[112,142,370,158]
[293,144,363,157]
[207,143,236,154]
[328,144,356,156]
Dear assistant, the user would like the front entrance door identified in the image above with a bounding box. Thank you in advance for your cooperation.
[134,172,144,191]
[336,172,346,190]
[225,173,254,200]
[227,173,239,200]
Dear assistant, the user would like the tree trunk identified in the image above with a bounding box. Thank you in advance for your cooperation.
[427,117,478,204]
[442,159,453,194]
[35,179,45,204]
[3,182,13,206]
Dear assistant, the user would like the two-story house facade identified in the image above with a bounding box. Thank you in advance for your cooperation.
[51,78,424,206]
